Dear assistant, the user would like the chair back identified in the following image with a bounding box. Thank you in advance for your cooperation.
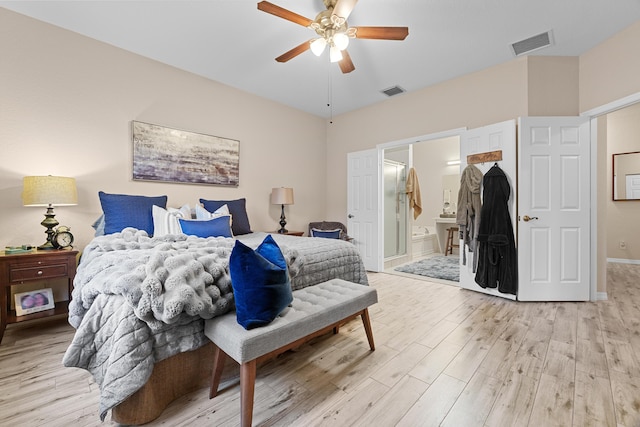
[308,221,350,241]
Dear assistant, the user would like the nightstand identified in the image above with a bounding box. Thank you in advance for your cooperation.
[0,249,78,344]
[274,231,304,236]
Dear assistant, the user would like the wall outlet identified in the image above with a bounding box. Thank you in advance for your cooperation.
[619,241,627,249]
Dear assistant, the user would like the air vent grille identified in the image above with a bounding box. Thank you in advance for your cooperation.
[381,85,405,97]
[511,31,553,56]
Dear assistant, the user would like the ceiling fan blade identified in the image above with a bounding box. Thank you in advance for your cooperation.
[338,50,355,74]
[353,26,409,40]
[332,0,359,20]
[275,40,312,63]
[257,1,313,27]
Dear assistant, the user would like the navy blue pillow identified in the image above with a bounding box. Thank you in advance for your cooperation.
[98,191,167,235]
[200,198,252,235]
[178,216,233,238]
[229,234,292,330]
[310,228,341,239]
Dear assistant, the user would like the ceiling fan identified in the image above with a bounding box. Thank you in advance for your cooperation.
[257,0,409,73]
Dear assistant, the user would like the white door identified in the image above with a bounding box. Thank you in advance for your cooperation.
[518,117,591,301]
[459,120,517,300]
[347,149,381,272]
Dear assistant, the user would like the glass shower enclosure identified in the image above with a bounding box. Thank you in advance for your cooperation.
[383,159,408,259]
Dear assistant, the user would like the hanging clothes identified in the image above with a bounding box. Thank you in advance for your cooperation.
[456,164,483,271]
[406,167,422,219]
[474,163,518,295]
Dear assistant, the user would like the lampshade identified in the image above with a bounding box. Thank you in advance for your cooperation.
[329,45,343,63]
[270,187,294,205]
[310,38,327,56]
[23,176,78,207]
[333,32,350,51]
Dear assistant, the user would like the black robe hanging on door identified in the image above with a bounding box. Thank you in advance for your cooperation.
[474,164,518,295]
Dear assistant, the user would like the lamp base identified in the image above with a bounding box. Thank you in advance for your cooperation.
[39,205,59,250]
[38,241,56,250]
[277,204,288,234]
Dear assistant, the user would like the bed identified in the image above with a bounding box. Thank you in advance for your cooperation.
[61,194,368,424]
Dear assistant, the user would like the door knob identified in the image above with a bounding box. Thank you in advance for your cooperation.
[522,215,539,222]
[348,214,354,219]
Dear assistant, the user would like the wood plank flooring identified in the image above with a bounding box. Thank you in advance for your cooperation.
[1,262,639,426]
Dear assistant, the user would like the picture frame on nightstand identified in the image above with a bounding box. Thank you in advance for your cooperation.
[14,288,55,316]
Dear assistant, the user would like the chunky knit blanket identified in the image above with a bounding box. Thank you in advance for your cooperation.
[62,229,367,420]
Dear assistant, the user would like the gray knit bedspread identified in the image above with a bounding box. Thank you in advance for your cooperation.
[62,229,367,420]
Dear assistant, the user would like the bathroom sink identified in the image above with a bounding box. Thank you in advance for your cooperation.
[439,213,456,218]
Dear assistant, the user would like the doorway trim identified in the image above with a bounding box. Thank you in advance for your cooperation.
[581,90,640,301]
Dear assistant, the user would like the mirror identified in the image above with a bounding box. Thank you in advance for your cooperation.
[613,151,640,200]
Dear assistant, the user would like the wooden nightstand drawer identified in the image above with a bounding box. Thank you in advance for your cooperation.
[9,263,69,282]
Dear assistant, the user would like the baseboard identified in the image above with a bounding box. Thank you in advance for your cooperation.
[597,292,608,301]
[607,258,640,265]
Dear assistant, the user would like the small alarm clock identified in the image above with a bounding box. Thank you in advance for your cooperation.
[52,225,74,249]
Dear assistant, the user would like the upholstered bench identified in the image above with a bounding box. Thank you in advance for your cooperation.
[204,278,378,427]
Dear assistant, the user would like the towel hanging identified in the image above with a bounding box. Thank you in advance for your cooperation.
[406,167,422,219]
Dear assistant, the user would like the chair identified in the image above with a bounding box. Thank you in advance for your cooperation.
[308,221,353,242]
[445,227,459,256]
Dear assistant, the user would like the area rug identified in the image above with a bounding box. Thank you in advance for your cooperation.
[394,256,460,282]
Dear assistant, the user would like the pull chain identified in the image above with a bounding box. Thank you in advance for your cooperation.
[327,69,333,124]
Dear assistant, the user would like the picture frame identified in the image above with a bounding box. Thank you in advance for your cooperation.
[132,121,240,186]
[15,288,55,316]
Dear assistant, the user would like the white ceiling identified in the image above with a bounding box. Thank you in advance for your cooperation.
[3,0,640,118]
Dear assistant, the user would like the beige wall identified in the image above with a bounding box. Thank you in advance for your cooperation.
[527,56,579,116]
[325,58,530,222]
[606,102,640,260]
[0,9,326,250]
[580,20,640,112]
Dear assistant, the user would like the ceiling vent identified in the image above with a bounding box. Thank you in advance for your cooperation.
[511,30,553,56]
[381,85,406,97]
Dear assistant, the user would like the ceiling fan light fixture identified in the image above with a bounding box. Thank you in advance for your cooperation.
[310,37,327,56]
[329,45,343,62]
[333,32,349,50]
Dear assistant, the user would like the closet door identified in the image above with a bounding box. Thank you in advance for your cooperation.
[517,117,591,301]
[459,120,517,300]
[347,149,381,272]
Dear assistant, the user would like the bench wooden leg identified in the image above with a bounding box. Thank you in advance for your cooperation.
[361,308,375,351]
[209,346,227,399]
[240,359,257,427]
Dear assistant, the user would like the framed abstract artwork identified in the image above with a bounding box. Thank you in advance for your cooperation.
[132,121,240,186]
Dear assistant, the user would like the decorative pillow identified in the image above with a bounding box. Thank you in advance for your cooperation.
[310,228,342,239]
[200,198,251,235]
[98,191,167,235]
[178,215,233,238]
[229,234,292,330]
[195,203,230,220]
[91,215,105,237]
[152,204,192,236]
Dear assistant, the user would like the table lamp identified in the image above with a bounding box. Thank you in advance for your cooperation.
[270,187,294,233]
[22,175,78,250]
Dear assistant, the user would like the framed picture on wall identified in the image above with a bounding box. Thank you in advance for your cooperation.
[132,121,240,186]
[15,288,55,316]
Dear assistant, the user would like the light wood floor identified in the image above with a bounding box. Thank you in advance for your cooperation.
[1,263,639,426]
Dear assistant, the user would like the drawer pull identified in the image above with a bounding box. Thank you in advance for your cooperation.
[37,270,43,275]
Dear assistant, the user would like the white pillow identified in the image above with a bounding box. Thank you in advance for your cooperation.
[195,203,230,220]
[152,204,192,236]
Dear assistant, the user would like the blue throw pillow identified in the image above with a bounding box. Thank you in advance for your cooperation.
[310,228,341,239]
[200,198,252,235]
[178,216,233,238]
[98,191,167,235]
[229,234,292,329]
